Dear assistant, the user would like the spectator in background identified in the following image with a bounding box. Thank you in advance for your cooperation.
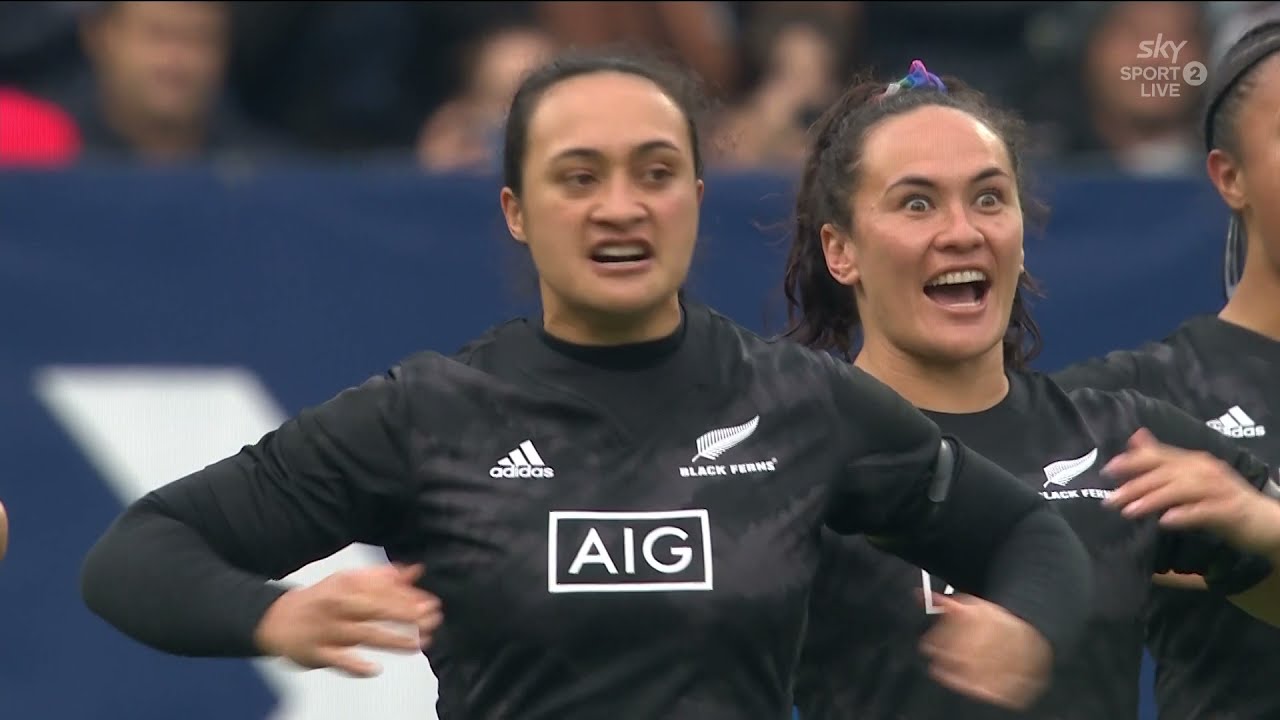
[416,24,555,172]
[710,13,848,170]
[1209,2,1280,64]
[535,1,739,98]
[0,86,81,166]
[72,1,273,164]
[0,2,92,104]
[1073,1,1209,177]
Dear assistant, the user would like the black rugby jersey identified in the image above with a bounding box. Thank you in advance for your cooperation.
[1054,314,1280,720]
[794,369,1273,720]
[80,300,1091,720]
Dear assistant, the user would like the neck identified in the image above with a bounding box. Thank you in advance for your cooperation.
[101,91,207,162]
[854,338,1010,413]
[1219,249,1280,342]
[541,294,683,346]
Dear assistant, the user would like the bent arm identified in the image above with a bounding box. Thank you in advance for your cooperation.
[1137,396,1280,626]
[1217,477,1280,626]
[80,370,415,657]
[827,365,1093,660]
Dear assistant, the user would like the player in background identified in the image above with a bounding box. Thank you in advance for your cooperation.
[78,49,1094,719]
[782,60,1280,720]
[1053,20,1280,720]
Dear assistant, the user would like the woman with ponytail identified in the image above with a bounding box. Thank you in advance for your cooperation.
[786,60,1280,720]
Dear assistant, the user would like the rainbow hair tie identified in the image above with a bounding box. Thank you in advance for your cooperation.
[882,59,947,98]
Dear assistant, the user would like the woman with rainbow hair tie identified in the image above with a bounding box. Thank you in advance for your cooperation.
[783,59,1280,720]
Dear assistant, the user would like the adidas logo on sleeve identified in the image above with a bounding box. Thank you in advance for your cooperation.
[490,440,556,478]
[1207,406,1267,439]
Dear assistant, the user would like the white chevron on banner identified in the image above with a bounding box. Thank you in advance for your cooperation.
[34,365,440,720]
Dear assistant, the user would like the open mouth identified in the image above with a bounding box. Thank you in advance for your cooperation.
[590,242,652,264]
[923,269,991,308]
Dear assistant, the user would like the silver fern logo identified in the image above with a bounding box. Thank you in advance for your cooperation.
[1042,448,1099,488]
[679,416,776,478]
[691,415,760,462]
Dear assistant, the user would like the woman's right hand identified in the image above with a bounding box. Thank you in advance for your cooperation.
[254,563,443,677]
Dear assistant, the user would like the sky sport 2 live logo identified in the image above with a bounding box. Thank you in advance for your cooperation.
[1122,33,1207,97]
[547,510,714,593]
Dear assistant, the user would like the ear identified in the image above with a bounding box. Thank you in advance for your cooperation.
[820,223,859,287]
[695,178,705,206]
[500,187,527,245]
[1207,148,1247,213]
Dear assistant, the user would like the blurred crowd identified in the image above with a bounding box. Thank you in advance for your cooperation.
[1,1,1277,177]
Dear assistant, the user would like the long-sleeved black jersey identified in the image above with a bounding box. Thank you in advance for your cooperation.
[1054,314,1280,720]
[794,369,1274,720]
[80,300,1092,720]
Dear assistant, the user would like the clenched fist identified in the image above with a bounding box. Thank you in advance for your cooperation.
[921,592,1053,711]
[254,563,443,678]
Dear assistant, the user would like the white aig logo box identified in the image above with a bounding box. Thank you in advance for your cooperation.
[548,510,714,593]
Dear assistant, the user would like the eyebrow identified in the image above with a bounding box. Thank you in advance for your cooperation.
[885,167,1010,192]
[549,139,682,164]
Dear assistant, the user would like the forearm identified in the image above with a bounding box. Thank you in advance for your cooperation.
[1227,485,1280,626]
[979,509,1093,656]
[81,498,288,657]
[875,439,1093,658]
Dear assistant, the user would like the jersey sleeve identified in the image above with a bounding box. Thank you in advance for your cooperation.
[823,362,1093,659]
[822,362,945,536]
[80,366,418,657]
[1132,393,1276,596]
[1053,349,1148,394]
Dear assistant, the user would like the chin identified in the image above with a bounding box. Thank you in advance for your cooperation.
[580,285,676,318]
[917,330,1005,366]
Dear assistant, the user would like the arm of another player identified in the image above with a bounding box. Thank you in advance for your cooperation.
[825,363,1093,710]
[0,498,7,562]
[79,367,442,677]
[1051,347,1150,394]
[1101,396,1280,626]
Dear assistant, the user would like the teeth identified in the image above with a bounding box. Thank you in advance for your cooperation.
[594,244,648,259]
[927,270,987,287]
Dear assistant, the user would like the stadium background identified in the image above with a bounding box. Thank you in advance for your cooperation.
[0,2,1266,719]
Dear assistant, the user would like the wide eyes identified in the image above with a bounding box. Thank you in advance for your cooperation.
[901,189,1006,213]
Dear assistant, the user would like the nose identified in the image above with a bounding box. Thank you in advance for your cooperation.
[933,204,985,252]
[590,176,647,229]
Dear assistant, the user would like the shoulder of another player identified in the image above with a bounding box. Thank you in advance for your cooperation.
[699,304,849,384]
[1053,336,1187,394]
[1060,383,1150,428]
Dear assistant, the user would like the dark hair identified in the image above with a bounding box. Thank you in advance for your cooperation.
[502,47,712,196]
[1205,21,1280,157]
[1203,21,1280,297]
[782,71,1048,368]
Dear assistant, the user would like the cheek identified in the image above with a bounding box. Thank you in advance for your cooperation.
[653,189,701,247]
[523,197,583,261]
[858,220,923,292]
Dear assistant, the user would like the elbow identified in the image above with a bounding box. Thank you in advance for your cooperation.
[79,501,155,622]
[80,520,122,621]
[1228,566,1280,627]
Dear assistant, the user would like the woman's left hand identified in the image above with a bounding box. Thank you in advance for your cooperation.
[1103,429,1280,556]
